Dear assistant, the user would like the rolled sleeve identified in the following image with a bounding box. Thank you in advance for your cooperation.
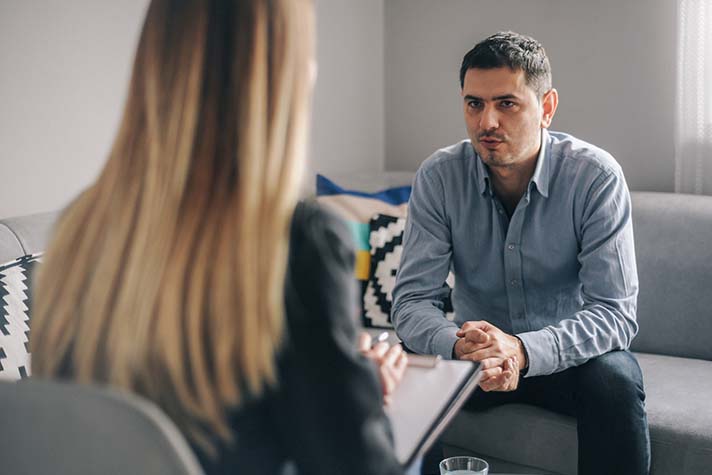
[432,326,460,360]
[516,328,559,378]
[522,169,639,376]
[392,167,459,357]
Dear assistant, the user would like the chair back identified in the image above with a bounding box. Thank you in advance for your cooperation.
[0,379,205,475]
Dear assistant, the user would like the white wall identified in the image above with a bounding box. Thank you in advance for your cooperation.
[1,0,678,218]
[310,0,384,179]
[0,0,385,218]
[384,0,678,193]
[0,0,148,218]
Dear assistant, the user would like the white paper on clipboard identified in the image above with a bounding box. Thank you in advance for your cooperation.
[385,356,482,467]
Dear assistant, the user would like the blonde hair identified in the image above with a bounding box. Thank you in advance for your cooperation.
[31,0,314,452]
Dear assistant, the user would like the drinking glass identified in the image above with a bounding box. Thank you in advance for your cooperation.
[439,455,489,475]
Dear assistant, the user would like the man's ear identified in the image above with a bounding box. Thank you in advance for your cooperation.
[540,88,559,128]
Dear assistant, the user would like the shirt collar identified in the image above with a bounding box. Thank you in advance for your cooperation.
[474,128,551,199]
[475,147,491,196]
[530,128,551,198]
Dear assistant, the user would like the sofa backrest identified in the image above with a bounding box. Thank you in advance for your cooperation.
[629,192,712,361]
[0,211,59,263]
[2,191,711,362]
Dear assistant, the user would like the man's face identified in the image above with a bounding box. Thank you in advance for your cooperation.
[462,67,547,169]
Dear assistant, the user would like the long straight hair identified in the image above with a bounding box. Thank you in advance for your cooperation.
[30,0,314,452]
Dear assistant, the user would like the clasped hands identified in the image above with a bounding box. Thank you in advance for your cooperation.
[454,321,527,392]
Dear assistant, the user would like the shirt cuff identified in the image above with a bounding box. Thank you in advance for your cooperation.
[516,328,559,377]
[432,326,460,360]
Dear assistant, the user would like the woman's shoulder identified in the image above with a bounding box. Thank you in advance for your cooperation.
[291,199,350,237]
[284,200,357,326]
[289,200,354,262]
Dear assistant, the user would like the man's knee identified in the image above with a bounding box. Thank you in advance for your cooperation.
[576,351,645,409]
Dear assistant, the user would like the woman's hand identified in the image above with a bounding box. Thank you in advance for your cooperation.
[358,332,408,406]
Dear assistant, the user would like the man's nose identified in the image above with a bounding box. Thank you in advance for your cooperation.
[479,105,499,130]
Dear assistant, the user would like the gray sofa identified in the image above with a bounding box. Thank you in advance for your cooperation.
[0,211,56,263]
[2,191,711,475]
[441,192,712,474]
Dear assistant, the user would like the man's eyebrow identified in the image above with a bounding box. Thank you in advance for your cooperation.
[463,94,520,101]
[493,94,519,101]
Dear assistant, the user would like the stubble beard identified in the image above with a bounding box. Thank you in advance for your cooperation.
[476,145,515,168]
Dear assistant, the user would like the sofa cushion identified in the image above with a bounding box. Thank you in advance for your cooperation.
[442,402,577,475]
[636,352,712,474]
[0,224,25,264]
[363,214,454,329]
[315,174,411,282]
[0,254,43,381]
[0,212,58,261]
[630,192,712,361]
[442,352,712,475]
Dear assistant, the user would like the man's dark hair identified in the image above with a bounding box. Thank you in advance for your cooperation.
[459,31,552,98]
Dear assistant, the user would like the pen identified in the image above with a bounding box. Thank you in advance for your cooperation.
[370,331,389,348]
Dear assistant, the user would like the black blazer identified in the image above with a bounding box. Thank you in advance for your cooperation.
[197,201,404,475]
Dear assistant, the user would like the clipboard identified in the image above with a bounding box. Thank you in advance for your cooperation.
[384,355,482,467]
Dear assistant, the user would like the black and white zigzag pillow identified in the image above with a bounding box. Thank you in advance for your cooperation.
[0,253,42,381]
[363,214,454,328]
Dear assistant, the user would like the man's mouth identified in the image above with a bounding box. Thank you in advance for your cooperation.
[479,137,503,149]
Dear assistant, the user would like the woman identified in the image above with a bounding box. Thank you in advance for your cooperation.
[30,0,406,474]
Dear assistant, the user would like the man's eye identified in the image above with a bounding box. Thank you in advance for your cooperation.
[500,101,515,108]
[468,100,482,109]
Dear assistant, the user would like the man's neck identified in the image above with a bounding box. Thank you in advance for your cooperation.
[487,153,538,210]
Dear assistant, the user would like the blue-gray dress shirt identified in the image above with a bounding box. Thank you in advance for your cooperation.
[391,129,639,377]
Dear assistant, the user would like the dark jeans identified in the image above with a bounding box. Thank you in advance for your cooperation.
[423,351,651,475]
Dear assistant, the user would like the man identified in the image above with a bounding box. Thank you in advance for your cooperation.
[392,31,650,475]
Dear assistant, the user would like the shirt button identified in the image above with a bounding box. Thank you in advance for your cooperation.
[510,279,518,286]
[507,244,515,250]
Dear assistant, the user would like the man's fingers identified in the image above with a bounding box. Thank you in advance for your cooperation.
[464,328,490,344]
[479,357,505,369]
[457,320,493,337]
[458,327,488,342]
[481,371,510,392]
[465,333,520,364]
[455,331,491,359]
[458,320,489,334]
[469,346,509,362]
[501,368,513,381]
[479,366,503,381]
[480,375,503,392]
[500,359,519,391]
[480,358,520,392]
[456,341,478,358]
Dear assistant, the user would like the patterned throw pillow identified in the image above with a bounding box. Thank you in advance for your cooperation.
[316,174,411,282]
[0,253,42,381]
[363,214,454,328]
